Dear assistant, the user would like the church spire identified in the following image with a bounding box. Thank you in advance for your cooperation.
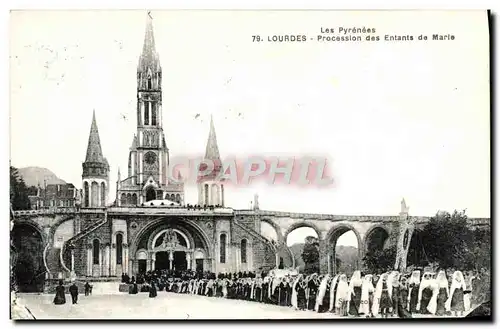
[204,115,221,161]
[138,11,160,72]
[85,110,106,164]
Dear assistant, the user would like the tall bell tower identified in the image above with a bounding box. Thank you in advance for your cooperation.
[118,12,184,205]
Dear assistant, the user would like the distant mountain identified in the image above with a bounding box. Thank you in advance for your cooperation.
[17,167,66,187]
[288,243,359,274]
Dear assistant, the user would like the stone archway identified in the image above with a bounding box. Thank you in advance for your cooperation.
[325,224,362,275]
[11,222,45,292]
[364,226,390,254]
[130,218,213,275]
[283,222,322,273]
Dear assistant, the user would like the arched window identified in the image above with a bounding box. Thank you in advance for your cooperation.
[204,184,209,205]
[220,233,227,263]
[126,193,132,205]
[145,187,155,202]
[93,239,100,265]
[144,101,149,125]
[120,193,126,205]
[211,184,218,205]
[151,103,157,126]
[131,194,137,205]
[176,194,180,203]
[116,233,123,265]
[221,184,225,207]
[101,182,105,206]
[91,181,98,207]
[84,182,89,207]
[147,75,152,89]
[241,239,247,264]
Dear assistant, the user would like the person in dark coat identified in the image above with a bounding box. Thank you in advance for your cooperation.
[84,282,91,296]
[149,281,158,298]
[297,279,307,311]
[69,281,79,304]
[397,276,412,318]
[379,275,393,318]
[53,280,66,305]
[307,275,319,311]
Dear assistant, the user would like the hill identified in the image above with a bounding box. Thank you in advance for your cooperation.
[288,243,359,274]
[17,167,66,187]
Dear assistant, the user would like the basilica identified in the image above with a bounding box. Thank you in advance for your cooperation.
[55,14,276,280]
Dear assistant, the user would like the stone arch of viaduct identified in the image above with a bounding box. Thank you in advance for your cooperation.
[259,212,399,273]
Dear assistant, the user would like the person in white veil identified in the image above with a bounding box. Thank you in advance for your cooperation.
[435,270,450,316]
[417,272,438,315]
[407,270,421,313]
[372,273,388,317]
[335,274,349,316]
[445,270,466,317]
[314,274,331,312]
[347,271,363,316]
[291,274,302,309]
[328,274,340,312]
[222,278,229,298]
[359,274,375,317]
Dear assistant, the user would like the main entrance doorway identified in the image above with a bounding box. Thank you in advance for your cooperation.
[155,251,187,271]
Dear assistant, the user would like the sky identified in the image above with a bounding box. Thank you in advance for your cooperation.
[9,10,490,246]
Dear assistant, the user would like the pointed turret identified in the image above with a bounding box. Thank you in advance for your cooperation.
[130,134,138,150]
[137,11,161,73]
[205,115,221,161]
[198,115,225,206]
[82,111,109,208]
[85,110,106,164]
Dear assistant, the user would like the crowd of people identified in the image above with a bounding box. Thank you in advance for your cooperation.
[120,268,484,318]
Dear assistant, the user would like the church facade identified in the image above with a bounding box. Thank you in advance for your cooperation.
[58,15,276,279]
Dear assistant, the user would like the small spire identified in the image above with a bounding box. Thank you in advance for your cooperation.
[85,110,106,164]
[254,193,260,210]
[205,114,221,161]
[130,134,137,150]
[117,167,121,180]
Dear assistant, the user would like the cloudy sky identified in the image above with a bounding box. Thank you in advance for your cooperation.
[10,10,490,246]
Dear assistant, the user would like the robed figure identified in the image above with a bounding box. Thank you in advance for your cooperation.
[359,274,375,317]
[445,271,467,317]
[149,281,158,298]
[417,272,438,315]
[53,280,66,305]
[396,276,412,318]
[348,271,363,316]
[407,271,421,313]
[307,275,319,311]
[435,270,449,316]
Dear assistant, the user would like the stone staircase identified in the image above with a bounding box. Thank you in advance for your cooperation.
[233,219,278,270]
[60,211,108,274]
[45,245,65,279]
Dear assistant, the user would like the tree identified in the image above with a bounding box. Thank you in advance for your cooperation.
[302,236,319,274]
[420,210,474,269]
[363,244,397,273]
[10,166,31,210]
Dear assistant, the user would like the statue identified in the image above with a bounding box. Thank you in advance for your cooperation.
[254,193,260,210]
[395,198,413,271]
[400,198,409,214]
[162,229,179,248]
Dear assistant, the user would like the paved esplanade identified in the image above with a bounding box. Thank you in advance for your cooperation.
[15,293,462,319]
[16,293,340,320]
